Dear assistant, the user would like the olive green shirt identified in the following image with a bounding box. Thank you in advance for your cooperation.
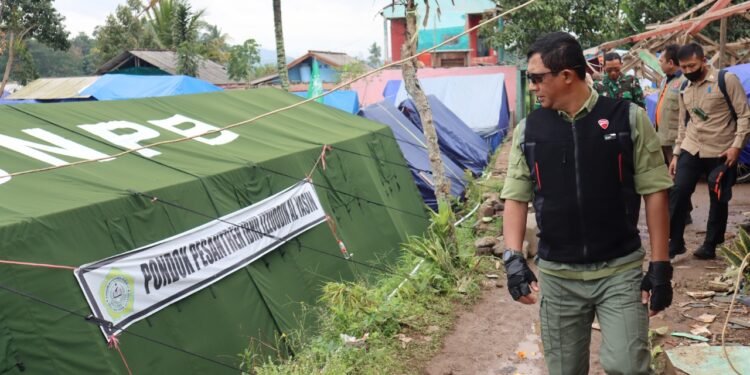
[500,89,673,279]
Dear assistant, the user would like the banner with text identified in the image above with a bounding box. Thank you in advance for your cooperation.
[75,181,326,338]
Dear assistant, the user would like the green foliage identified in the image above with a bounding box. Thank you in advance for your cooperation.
[0,33,97,81]
[198,24,230,64]
[336,59,369,88]
[487,0,622,56]
[1,0,70,51]
[15,43,37,84]
[621,0,750,42]
[719,228,750,288]
[170,0,203,47]
[93,0,158,65]
[176,40,199,76]
[251,63,279,80]
[487,0,750,59]
[403,200,460,278]
[367,42,381,67]
[0,0,69,89]
[227,39,261,82]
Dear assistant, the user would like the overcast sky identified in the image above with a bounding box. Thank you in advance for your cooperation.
[54,0,388,59]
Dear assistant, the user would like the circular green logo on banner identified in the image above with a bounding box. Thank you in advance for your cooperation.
[99,268,135,320]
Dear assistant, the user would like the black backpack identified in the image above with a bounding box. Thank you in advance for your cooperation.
[681,69,738,126]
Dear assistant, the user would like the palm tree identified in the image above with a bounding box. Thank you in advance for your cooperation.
[273,0,290,91]
[147,0,204,50]
[199,24,229,63]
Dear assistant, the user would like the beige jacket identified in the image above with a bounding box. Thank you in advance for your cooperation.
[675,67,750,157]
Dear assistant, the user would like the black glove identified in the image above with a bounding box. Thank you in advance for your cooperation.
[640,261,673,312]
[504,252,537,301]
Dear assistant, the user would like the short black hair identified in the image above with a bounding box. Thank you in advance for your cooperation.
[603,52,622,63]
[662,44,680,65]
[526,32,586,80]
[678,43,704,61]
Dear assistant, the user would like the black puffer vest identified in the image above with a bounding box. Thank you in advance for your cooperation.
[523,96,641,264]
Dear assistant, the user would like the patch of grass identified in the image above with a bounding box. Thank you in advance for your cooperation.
[719,228,750,292]
[242,166,504,374]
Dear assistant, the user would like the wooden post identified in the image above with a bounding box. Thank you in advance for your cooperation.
[719,17,727,68]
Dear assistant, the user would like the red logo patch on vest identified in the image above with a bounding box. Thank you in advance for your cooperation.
[598,119,610,130]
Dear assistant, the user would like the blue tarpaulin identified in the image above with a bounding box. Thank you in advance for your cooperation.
[358,101,466,209]
[384,74,510,151]
[81,74,222,101]
[726,63,750,164]
[293,90,360,114]
[400,95,489,176]
[645,91,658,126]
[646,64,750,164]
[0,89,36,105]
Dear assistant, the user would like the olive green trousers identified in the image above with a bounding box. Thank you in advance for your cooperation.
[539,267,652,375]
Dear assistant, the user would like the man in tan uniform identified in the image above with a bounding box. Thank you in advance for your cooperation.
[669,43,750,259]
[656,44,693,234]
[655,44,685,162]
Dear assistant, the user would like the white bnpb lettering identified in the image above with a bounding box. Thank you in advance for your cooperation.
[148,115,238,146]
[0,128,112,167]
[79,121,161,158]
[0,168,10,185]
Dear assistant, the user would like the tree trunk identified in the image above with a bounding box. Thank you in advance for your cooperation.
[401,0,450,204]
[0,31,16,95]
[273,0,290,91]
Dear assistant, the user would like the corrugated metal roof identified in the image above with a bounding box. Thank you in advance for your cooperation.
[286,50,359,70]
[250,50,360,86]
[96,50,234,85]
[8,77,99,100]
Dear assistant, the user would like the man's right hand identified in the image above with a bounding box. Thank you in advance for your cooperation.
[504,251,539,304]
[669,156,678,178]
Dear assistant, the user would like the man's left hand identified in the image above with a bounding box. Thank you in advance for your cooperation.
[719,147,741,167]
[641,261,673,317]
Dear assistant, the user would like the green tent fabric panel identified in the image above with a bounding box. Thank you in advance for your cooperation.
[0,178,221,374]
[307,132,429,268]
[247,225,355,336]
[0,106,204,230]
[12,89,387,182]
[0,88,429,373]
[114,270,280,374]
[0,313,21,374]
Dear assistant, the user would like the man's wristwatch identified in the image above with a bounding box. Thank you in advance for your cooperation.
[502,249,522,262]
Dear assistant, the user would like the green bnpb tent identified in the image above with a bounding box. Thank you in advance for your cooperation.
[0,89,428,374]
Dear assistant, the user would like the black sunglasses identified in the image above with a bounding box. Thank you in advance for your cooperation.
[526,66,583,84]
[526,71,558,84]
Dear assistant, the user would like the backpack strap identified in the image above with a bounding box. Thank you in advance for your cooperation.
[718,69,738,122]
[680,79,690,127]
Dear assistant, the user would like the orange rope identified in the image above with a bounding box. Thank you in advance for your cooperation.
[108,335,133,375]
[305,144,332,181]
[0,259,76,270]
[325,215,351,259]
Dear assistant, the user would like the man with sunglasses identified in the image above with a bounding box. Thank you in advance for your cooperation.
[501,32,672,375]
[593,52,645,108]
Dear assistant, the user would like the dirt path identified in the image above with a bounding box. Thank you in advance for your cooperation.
[424,141,750,375]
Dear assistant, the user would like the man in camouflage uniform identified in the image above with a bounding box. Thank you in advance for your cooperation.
[593,52,645,108]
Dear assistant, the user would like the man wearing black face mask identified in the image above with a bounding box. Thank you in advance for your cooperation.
[669,43,750,260]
